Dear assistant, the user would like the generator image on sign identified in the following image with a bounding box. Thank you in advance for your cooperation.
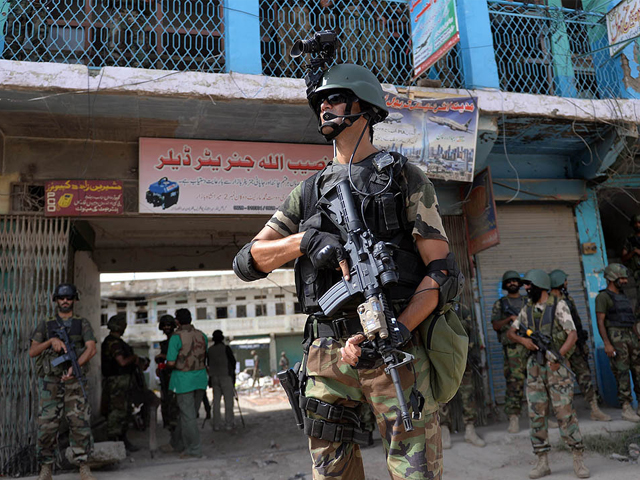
[146,177,179,210]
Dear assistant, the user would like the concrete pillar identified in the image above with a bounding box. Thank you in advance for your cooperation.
[456,0,500,89]
[224,0,261,75]
[73,251,102,420]
[269,332,277,375]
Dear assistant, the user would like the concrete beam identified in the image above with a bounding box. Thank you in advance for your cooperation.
[574,126,638,179]
[492,178,587,202]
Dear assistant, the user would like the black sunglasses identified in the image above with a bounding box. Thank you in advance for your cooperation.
[318,92,354,107]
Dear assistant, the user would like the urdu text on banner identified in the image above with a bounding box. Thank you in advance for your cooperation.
[138,139,333,214]
[606,0,640,57]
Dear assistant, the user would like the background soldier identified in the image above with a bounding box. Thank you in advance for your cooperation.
[250,349,261,390]
[549,269,610,422]
[507,270,589,479]
[621,214,640,307]
[155,314,181,452]
[101,313,140,453]
[491,270,527,433]
[206,329,236,431]
[595,263,640,423]
[278,351,290,371]
[29,283,97,480]
[440,302,486,449]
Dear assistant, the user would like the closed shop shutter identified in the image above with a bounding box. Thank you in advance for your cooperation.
[476,204,591,404]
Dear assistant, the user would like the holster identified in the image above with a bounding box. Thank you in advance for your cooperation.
[277,362,304,429]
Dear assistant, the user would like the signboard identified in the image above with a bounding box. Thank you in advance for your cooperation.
[606,0,640,57]
[463,167,499,256]
[45,180,123,216]
[373,93,478,182]
[410,0,460,77]
[139,138,333,214]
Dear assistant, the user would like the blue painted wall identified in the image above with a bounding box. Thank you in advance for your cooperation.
[224,0,261,75]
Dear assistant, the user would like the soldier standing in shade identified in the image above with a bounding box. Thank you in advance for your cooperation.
[440,302,486,449]
[595,263,640,422]
[155,314,182,452]
[29,283,97,480]
[101,313,140,453]
[507,269,589,479]
[206,329,236,431]
[491,270,528,433]
[621,214,640,306]
[278,351,290,371]
[549,269,610,422]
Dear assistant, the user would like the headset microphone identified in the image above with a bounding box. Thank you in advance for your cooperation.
[322,111,366,122]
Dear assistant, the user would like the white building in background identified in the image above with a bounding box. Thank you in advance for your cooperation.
[100,270,306,385]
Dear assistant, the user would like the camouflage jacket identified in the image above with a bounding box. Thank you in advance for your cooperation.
[174,324,207,372]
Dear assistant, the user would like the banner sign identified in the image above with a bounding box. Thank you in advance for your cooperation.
[139,138,333,214]
[606,0,640,57]
[463,167,499,256]
[373,93,478,182]
[410,0,460,77]
[45,180,123,216]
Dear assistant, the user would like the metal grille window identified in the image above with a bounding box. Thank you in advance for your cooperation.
[2,1,225,72]
[259,0,413,85]
[488,0,620,98]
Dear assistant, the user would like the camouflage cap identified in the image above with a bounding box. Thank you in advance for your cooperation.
[107,313,127,332]
[604,263,629,281]
[501,270,521,283]
[523,269,551,290]
[549,269,568,289]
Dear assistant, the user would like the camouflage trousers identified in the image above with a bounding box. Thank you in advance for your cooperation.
[568,344,596,404]
[607,327,640,405]
[304,336,442,480]
[37,376,93,465]
[439,361,477,427]
[526,357,584,454]
[502,343,528,416]
[103,374,132,439]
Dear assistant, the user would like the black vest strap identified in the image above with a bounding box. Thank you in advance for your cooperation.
[303,416,371,446]
[299,395,361,425]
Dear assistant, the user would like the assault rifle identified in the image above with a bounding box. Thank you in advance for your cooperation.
[316,179,419,432]
[50,321,88,400]
[518,326,575,377]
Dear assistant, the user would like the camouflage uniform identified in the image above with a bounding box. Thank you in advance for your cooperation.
[513,296,584,454]
[31,315,96,465]
[101,333,136,439]
[266,158,447,480]
[491,296,527,416]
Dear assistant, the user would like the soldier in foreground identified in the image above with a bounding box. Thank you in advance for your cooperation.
[233,56,459,478]
[29,284,97,480]
[595,264,640,422]
[548,269,610,422]
[507,270,589,479]
[491,270,527,433]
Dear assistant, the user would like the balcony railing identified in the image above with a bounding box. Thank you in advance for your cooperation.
[488,0,620,98]
[1,1,225,72]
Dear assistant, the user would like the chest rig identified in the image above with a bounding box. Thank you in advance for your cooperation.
[524,296,568,353]
[603,289,636,328]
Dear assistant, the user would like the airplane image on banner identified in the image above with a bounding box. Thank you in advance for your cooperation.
[427,115,473,133]
[383,112,404,124]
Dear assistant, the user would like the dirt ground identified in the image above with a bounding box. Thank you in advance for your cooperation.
[22,387,640,480]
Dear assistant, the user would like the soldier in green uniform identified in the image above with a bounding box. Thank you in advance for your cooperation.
[101,313,140,453]
[491,270,528,433]
[595,263,640,422]
[155,314,182,451]
[507,270,589,479]
[439,302,486,449]
[234,62,462,480]
[549,269,610,422]
[29,283,97,480]
[621,214,640,307]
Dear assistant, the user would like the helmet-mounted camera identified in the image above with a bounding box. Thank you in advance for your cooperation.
[291,30,338,98]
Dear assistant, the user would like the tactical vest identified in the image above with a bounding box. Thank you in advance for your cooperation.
[101,334,135,377]
[294,151,426,315]
[207,343,229,377]
[175,325,206,372]
[498,296,526,346]
[35,316,85,378]
[603,289,636,328]
[523,296,568,353]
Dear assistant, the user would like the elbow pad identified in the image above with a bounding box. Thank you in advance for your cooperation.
[233,241,269,282]
[425,253,465,311]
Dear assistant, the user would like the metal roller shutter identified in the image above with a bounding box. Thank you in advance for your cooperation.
[476,204,591,405]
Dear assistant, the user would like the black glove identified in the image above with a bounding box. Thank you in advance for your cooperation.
[353,341,384,370]
[300,229,345,270]
[392,322,412,348]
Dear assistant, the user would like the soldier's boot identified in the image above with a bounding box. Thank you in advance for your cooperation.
[528,453,551,479]
[572,450,590,478]
[621,402,640,423]
[37,464,53,480]
[464,423,486,447]
[79,465,97,480]
[589,400,611,422]
[441,424,452,449]
[508,414,520,434]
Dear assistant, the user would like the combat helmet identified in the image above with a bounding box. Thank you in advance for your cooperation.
[501,270,521,289]
[522,269,551,290]
[52,283,79,301]
[307,63,389,125]
[549,269,568,289]
[603,263,629,282]
[107,313,127,332]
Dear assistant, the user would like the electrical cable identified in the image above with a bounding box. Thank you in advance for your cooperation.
[499,91,521,203]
